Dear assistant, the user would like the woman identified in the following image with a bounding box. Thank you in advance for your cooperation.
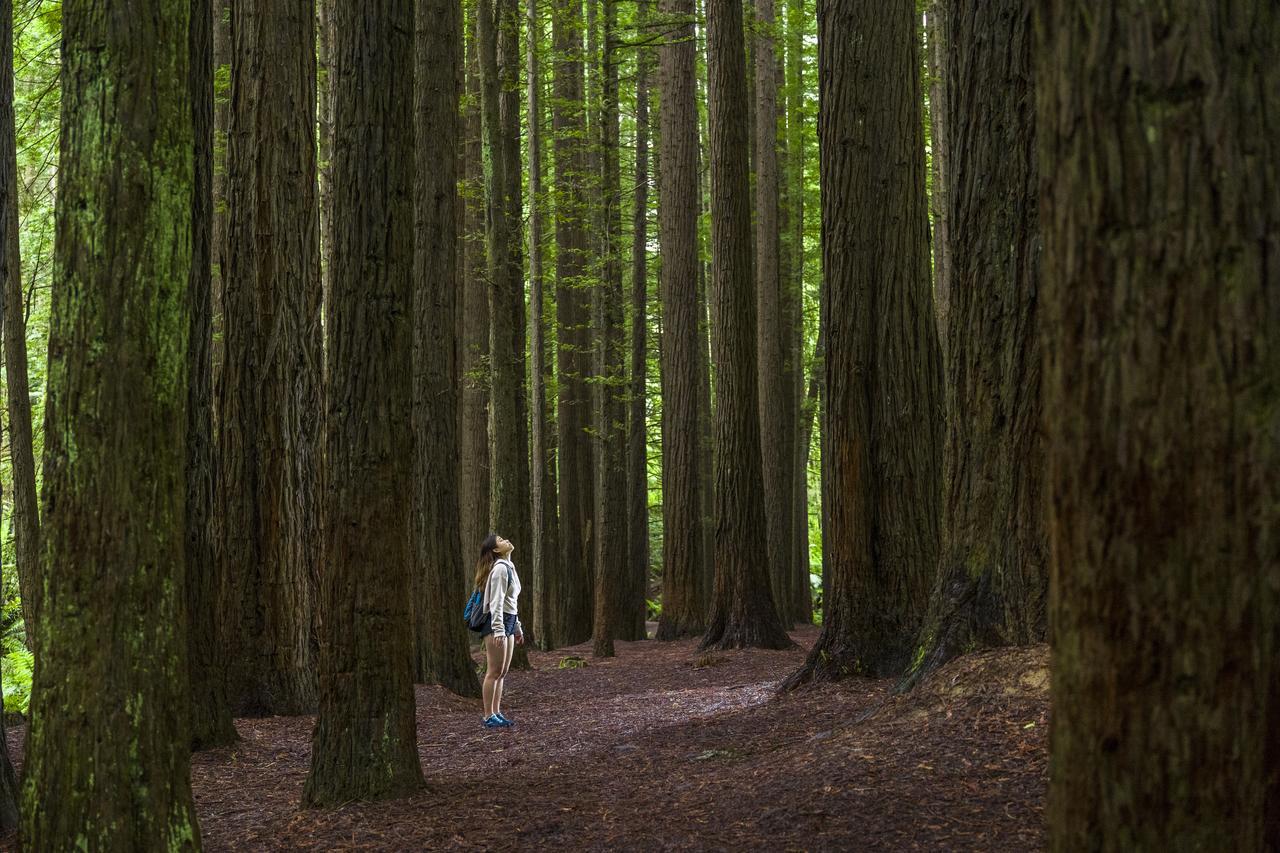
[475,532,524,728]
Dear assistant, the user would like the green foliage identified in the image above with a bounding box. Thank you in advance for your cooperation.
[558,656,587,669]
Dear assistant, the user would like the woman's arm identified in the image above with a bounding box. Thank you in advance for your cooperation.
[486,563,508,638]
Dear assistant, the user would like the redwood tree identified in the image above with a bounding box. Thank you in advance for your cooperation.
[23,0,201,843]
[784,0,942,684]
[1038,2,1279,847]
[655,0,708,641]
[901,0,1044,690]
[414,0,480,698]
[699,0,792,652]
[219,0,321,716]
[304,0,423,806]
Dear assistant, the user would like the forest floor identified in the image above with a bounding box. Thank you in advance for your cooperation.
[4,627,1049,851]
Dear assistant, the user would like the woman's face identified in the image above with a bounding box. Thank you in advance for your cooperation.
[495,536,514,556]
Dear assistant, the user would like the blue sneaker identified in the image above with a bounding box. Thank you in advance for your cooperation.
[495,713,514,727]
[483,715,504,728]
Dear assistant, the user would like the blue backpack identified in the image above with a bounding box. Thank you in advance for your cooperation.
[463,562,511,632]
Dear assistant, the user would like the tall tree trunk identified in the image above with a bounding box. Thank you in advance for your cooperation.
[592,0,628,658]
[550,0,595,647]
[783,0,810,625]
[317,0,335,333]
[753,0,793,627]
[624,0,653,642]
[219,0,321,716]
[655,0,707,640]
[700,0,792,651]
[784,0,942,685]
[211,0,231,399]
[925,0,949,352]
[902,0,1043,691]
[1037,3,1280,847]
[304,0,423,806]
[188,0,239,750]
[414,0,480,698]
[460,17,492,569]
[0,0,36,651]
[24,0,201,842]
[695,131,715,618]
[0,0,23,824]
[527,0,560,651]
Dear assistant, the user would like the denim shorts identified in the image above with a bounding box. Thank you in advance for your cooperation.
[481,613,519,639]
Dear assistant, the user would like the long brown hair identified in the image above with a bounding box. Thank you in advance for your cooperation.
[473,532,499,590]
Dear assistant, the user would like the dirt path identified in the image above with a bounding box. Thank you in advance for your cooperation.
[5,627,1049,850]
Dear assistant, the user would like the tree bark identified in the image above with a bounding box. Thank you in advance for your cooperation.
[925,0,949,354]
[753,0,793,627]
[901,0,1043,691]
[317,0,335,328]
[219,0,321,716]
[303,0,423,806]
[460,16,492,569]
[655,0,708,640]
[413,0,480,698]
[24,0,202,842]
[211,0,230,400]
[699,0,792,651]
[784,0,942,685]
[550,0,595,647]
[592,0,628,658]
[1036,3,1279,848]
[0,0,37,651]
[188,0,239,750]
[624,0,654,642]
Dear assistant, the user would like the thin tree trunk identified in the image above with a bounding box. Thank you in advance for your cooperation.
[219,0,321,716]
[1037,3,1279,847]
[624,0,654,642]
[414,0,480,698]
[592,0,628,658]
[24,0,201,842]
[317,0,335,330]
[901,0,1044,691]
[551,0,595,647]
[0,0,36,651]
[753,0,792,627]
[925,0,949,351]
[304,0,423,806]
[188,0,239,750]
[700,0,792,651]
[211,0,231,401]
[784,0,942,685]
[655,0,707,640]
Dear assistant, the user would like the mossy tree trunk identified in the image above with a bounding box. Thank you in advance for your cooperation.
[413,0,480,698]
[785,0,942,685]
[550,0,595,648]
[900,0,1044,691]
[303,0,423,807]
[655,0,708,641]
[23,0,201,844]
[219,0,321,716]
[699,0,793,652]
[188,0,239,749]
[1037,2,1279,848]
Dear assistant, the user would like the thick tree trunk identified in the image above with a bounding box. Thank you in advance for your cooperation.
[550,0,595,647]
[460,21,492,568]
[526,1,561,651]
[753,0,793,627]
[414,0,480,698]
[303,0,423,806]
[700,0,792,652]
[0,1,23,823]
[655,0,707,641]
[219,0,321,716]
[1037,3,1280,848]
[592,0,628,658]
[785,0,942,685]
[624,0,653,642]
[188,0,239,750]
[902,0,1043,691]
[0,0,36,651]
[23,0,202,843]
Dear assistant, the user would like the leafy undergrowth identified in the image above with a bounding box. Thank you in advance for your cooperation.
[3,629,1048,850]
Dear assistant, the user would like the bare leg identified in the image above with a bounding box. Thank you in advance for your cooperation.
[493,636,515,716]
[482,635,504,718]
